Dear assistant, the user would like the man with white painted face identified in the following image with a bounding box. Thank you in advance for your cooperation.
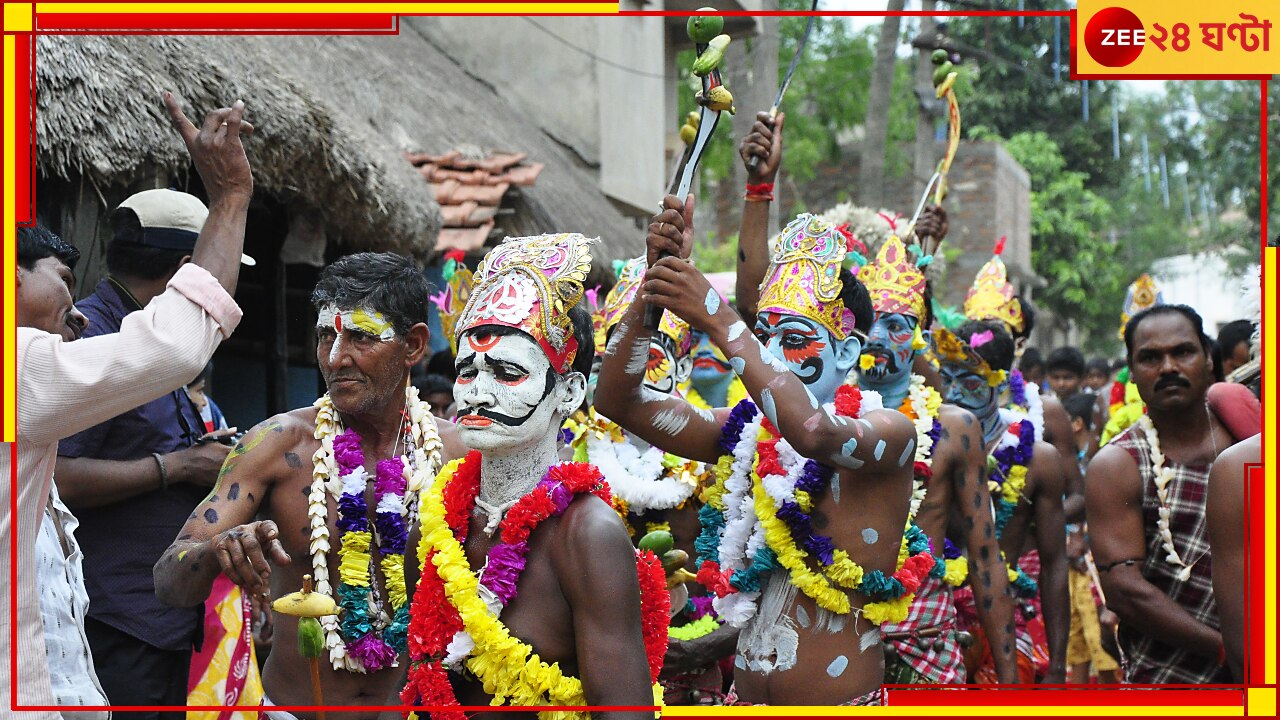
[847,236,1017,685]
[402,233,664,716]
[598,200,927,706]
[155,252,465,717]
[1086,304,1234,684]
[934,320,1068,684]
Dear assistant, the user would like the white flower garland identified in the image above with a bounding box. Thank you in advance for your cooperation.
[310,385,443,671]
[904,377,935,519]
[1136,414,1196,583]
[586,434,698,513]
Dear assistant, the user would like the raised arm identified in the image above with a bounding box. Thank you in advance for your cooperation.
[1085,445,1223,660]
[1206,435,1258,682]
[642,257,915,476]
[153,417,292,607]
[1030,442,1069,683]
[945,408,1018,683]
[735,111,784,319]
[557,497,658,719]
[56,430,234,510]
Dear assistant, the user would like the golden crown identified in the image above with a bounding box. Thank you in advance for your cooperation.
[429,266,473,357]
[457,233,596,373]
[858,234,927,320]
[600,256,692,356]
[963,239,1023,334]
[933,326,1008,388]
[757,214,858,340]
[1118,273,1163,340]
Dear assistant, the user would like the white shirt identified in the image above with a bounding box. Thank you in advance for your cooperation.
[36,483,109,715]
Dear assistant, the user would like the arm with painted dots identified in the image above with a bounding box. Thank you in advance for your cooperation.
[154,417,292,608]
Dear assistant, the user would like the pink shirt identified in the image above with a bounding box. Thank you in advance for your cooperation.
[4,263,241,716]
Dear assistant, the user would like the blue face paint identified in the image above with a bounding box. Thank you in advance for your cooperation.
[754,313,855,405]
[858,311,919,403]
[939,362,999,418]
[688,329,733,404]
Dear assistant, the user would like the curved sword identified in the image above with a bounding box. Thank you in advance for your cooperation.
[746,0,820,173]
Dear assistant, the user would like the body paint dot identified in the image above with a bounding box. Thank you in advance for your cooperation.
[178,550,188,562]
[795,605,811,629]
[760,389,778,426]
[862,528,879,545]
[727,322,748,341]
[227,483,240,501]
[873,440,886,461]
[704,289,721,315]
[729,357,746,374]
[826,655,849,678]
[203,508,219,524]
[898,439,916,467]
[841,437,858,457]
[284,452,303,468]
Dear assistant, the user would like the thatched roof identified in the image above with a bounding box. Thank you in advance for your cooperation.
[36,27,642,263]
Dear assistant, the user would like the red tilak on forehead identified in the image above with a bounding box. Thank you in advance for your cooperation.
[334,314,343,332]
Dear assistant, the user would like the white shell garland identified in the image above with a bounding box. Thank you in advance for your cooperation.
[310,385,443,671]
[1136,414,1195,583]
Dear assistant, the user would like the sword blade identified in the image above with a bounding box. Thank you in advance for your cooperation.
[772,0,819,110]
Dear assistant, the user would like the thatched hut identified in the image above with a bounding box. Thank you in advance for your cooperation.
[36,27,641,422]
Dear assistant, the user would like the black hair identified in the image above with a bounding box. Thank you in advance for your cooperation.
[17,223,80,271]
[1019,347,1044,373]
[1217,319,1255,358]
[955,319,1016,373]
[838,268,875,336]
[458,301,595,379]
[418,373,454,395]
[1046,346,1086,376]
[1085,357,1110,376]
[1062,392,1095,430]
[1014,293,1035,340]
[427,349,457,381]
[1123,304,1212,366]
[105,207,189,281]
[312,252,432,338]
[1208,338,1225,383]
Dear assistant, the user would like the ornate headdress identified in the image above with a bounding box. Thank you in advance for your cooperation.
[933,326,1008,387]
[1118,273,1164,340]
[428,253,474,357]
[600,256,692,357]
[757,214,859,340]
[858,234,928,321]
[964,237,1023,334]
[456,233,596,373]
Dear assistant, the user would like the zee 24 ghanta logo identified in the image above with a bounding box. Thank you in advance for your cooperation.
[1084,6,1272,68]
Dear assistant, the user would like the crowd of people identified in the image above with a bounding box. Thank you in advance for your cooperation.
[5,89,1261,720]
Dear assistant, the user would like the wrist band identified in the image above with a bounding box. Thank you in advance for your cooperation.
[745,182,774,203]
[152,452,169,491]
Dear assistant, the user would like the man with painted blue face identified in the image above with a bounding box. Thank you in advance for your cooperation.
[683,330,748,410]
[598,199,928,706]
[852,236,1018,685]
[934,320,1068,684]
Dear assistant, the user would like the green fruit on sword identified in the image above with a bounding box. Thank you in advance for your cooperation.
[298,616,325,659]
[638,529,675,556]
[691,34,731,77]
[931,48,948,66]
[687,10,725,43]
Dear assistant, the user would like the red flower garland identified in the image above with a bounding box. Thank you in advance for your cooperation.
[834,384,862,418]
[635,550,670,682]
[442,451,481,541]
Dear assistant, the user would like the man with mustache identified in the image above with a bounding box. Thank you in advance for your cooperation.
[402,232,662,716]
[156,252,467,717]
[1086,304,1234,684]
[599,200,925,705]
[9,92,251,716]
[851,236,1018,685]
[684,330,748,410]
[933,321,1068,683]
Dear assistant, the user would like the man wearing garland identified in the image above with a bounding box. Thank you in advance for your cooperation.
[402,232,665,716]
[1086,304,1234,684]
[934,320,1068,683]
[599,200,926,705]
[849,235,1018,685]
[684,330,749,411]
[156,252,464,713]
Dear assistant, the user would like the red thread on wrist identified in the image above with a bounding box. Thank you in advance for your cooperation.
[744,182,774,202]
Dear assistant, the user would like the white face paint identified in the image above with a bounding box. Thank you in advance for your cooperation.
[454,330,584,457]
[316,303,399,365]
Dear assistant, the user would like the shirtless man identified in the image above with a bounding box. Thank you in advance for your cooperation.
[936,320,1067,683]
[598,203,923,705]
[402,232,658,717]
[730,109,1015,687]
[155,252,465,716]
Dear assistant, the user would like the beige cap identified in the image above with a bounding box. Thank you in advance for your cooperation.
[117,189,255,266]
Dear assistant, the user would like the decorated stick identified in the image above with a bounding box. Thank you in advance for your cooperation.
[273,574,337,720]
[910,49,965,258]
[746,0,819,173]
[645,11,734,329]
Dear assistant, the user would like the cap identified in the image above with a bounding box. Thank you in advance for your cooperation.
[117,189,256,266]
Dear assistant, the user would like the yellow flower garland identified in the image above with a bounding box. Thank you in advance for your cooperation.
[682,375,750,411]
[417,459,663,718]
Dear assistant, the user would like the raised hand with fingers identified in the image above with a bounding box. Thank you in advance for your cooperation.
[739,111,784,184]
[162,91,254,205]
[647,194,696,266]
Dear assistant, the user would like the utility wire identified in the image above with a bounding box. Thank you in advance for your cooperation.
[522,17,668,80]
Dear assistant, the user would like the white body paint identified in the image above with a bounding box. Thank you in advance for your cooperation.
[652,407,691,437]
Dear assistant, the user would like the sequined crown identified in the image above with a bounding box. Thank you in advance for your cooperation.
[933,327,1008,388]
[858,234,927,320]
[600,256,692,356]
[757,214,858,340]
[1118,273,1164,340]
[429,265,473,357]
[457,233,596,373]
[964,237,1023,334]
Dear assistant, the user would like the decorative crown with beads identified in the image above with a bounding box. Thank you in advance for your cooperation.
[457,233,596,373]
[600,256,692,356]
[757,214,859,340]
[858,234,927,320]
[1118,273,1164,340]
[933,326,1008,388]
[963,237,1023,334]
